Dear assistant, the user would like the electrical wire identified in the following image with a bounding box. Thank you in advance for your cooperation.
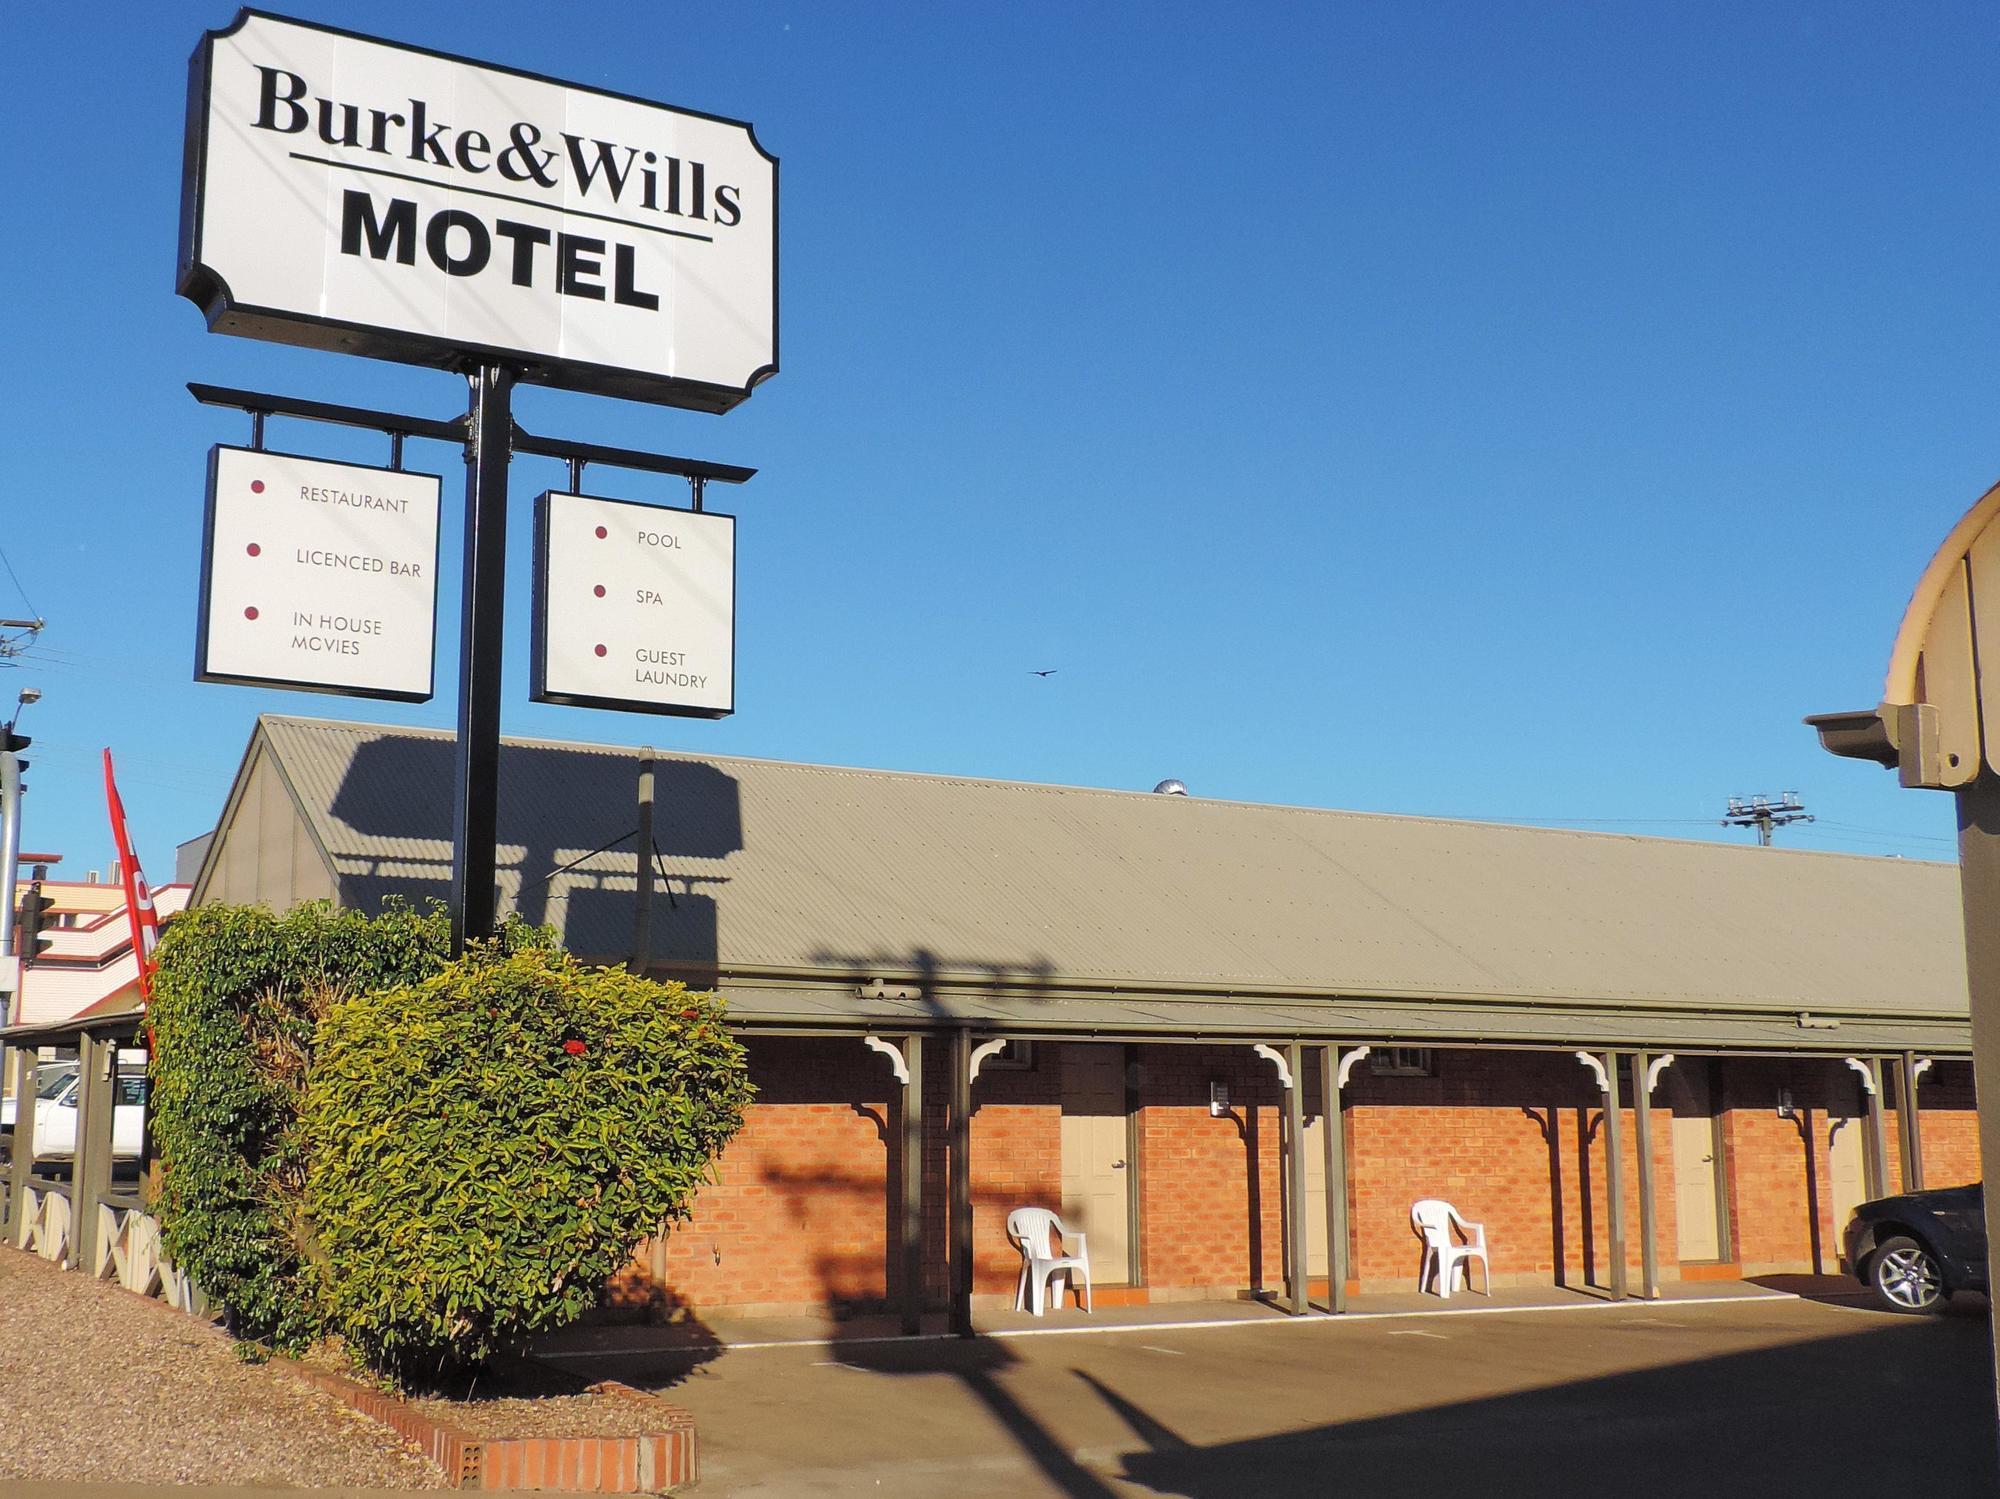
[0,541,39,620]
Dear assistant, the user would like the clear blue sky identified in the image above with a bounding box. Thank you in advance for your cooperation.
[2,1,1992,881]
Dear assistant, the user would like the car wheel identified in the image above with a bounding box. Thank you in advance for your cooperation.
[1871,1235,1946,1313]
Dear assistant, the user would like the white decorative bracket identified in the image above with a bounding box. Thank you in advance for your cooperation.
[863,1035,909,1085]
[1335,1045,1372,1091]
[1574,1051,1610,1094]
[969,1039,1009,1083]
[1252,1044,1293,1090]
[1844,1057,1877,1096]
[1644,1054,1676,1096]
[1912,1056,1935,1083]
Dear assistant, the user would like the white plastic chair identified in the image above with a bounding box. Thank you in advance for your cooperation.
[1007,1207,1092,1315]
[1412,1199,1490,1299]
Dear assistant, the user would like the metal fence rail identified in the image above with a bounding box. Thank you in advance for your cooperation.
[2,1012,202,1312]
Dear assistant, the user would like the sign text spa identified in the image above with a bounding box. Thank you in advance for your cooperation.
[179,11,778,412]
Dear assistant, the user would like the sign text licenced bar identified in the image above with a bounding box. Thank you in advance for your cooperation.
[197,445,441,701]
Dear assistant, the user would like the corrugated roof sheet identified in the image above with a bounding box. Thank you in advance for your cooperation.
[246,714,1970,1038]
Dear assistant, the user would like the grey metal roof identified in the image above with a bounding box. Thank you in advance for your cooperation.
[236,714,1972,1048]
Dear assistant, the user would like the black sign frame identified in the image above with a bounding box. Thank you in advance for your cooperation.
[177,8,780,415]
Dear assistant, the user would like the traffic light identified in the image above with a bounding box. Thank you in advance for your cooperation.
[18,882,53,966]
[2,727,26,796]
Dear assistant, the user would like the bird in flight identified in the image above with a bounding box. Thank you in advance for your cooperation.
[1030,669,1058,677]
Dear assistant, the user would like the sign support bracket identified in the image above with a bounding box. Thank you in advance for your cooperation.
[189,380,756,950]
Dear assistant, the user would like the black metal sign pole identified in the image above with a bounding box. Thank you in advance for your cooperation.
[449,364,515,953]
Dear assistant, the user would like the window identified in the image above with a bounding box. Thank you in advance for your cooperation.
[984,1039,1035,1071]
[1370,1047,1435,1077]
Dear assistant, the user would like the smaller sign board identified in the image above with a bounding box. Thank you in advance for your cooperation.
[197,446,441,701]
[531,491,735,718]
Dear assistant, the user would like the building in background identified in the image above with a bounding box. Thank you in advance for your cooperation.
[9,859,189,1027]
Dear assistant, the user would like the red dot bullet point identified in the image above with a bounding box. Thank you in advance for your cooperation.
[593,584,606,598]
[594,644,607,657]
[246,543,261,557]
[250,480,265,494]
[594,525,608,539]
[244,606,260,620]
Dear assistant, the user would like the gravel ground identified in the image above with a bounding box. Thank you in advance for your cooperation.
[404,1385,679,1439]
[0,1247,446,1488]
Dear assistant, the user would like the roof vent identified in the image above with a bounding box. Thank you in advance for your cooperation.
[1152,779,1189,796]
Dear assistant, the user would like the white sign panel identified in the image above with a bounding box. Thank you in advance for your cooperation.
[179,11,778,413]
[532,492,735,718]
[197,446,441,701]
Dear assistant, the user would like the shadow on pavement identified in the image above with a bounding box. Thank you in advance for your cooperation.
[1749,1273,1993,1318]
[1097,1316,1998,1499]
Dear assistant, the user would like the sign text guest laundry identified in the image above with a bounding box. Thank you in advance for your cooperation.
[180,11,778,412]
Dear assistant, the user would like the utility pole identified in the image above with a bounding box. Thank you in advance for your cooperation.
[0,618,42,662]
[1722,792,1813,846]
[0,686,41,1025]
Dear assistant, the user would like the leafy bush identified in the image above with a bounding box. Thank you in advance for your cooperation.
[147,899,551,1347]
[299,946,750,1381]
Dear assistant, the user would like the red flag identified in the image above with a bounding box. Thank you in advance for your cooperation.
[104,749,160,1003]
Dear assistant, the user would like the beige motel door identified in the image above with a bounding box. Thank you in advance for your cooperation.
[1672,1064,1723,1262]
[1827,1091,1869,1268]
[1060,1045,1132,1284]
[1304,1109,1330,1277]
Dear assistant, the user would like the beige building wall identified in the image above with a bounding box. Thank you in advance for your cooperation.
[202,747,336,910]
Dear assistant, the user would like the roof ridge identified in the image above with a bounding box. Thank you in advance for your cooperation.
[254,713,1952,867]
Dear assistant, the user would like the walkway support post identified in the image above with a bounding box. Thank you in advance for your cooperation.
[1602,1051,1629,1300]
[1633,1048,1658,1300]
[448,363,514,954]
[1284,1040,1309,1316]
[1898,1050,1926,1191]
[1863,1057,1891,1199]
[3,1047,34,1243]
[1319,1044,1351,1313]
[71,1031,114,1273]
[949,1027,973,1337]
[901,1033,925,1336]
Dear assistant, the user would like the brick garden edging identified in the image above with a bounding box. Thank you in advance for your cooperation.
[279,1357,697,1492]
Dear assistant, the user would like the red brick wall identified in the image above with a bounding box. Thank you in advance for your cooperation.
[1134,1045,1287,1293]
[1718,1058,1869,1274]
[969,1051,1064,1296]
[1885,1059,1981,1191]
[608,1037,900,1314]
[600,1039,1970,1317]
[1344,1050,1671,1290]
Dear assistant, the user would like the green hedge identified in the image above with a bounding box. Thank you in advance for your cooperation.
[146,899,553,1348]
[299,948,751,1379]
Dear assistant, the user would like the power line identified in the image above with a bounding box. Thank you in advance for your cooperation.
[0,542,38,620]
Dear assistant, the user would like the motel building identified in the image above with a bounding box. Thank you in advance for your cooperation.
[191,714,1980,1325]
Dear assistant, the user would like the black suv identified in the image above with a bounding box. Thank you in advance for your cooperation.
[1843,1183,1987,1312]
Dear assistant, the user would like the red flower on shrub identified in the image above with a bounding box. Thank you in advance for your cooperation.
[562,1038,587,1056]
[680,1007,699,1019]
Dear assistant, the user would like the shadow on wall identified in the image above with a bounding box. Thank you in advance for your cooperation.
[327,735,741,975]
[805,945,1058,1027]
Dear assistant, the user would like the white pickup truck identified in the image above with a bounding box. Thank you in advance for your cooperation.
[1,1060,79,1136]
[29,1070,147,1160]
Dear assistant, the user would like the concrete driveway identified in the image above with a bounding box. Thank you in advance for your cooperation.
[540,1293,1998,1498]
